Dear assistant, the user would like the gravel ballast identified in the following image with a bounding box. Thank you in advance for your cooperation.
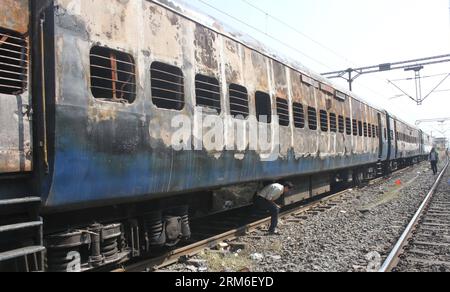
[161,162,442,272]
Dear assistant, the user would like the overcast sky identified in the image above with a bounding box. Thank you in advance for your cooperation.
[173,0,450,140]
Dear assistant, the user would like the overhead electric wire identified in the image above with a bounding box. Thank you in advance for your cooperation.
[240,0,356,67]
[422,73,450,101]
[195,0,332,70]
[194,0,388,99]
[390,72,450,82]
[235,0,394,98]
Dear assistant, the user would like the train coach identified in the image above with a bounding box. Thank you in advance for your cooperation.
[0,0,431,272]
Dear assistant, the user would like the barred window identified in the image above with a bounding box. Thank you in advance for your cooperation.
[276,98,290,127]
[368,124,372,137]
[308,107,317,130]
[195,74,221,114]
[320,110,328,132]
[90,46,136,104]
[329,113,337,133]
[364,123,368,137]
[293,103,305,129]
[372,125,376,138]
[0,28,28,95]
[151,62,184,110]
[346,118,352,135]
[358,121,363,137]
[338,116,345,134]
[353,119,358,136]
[229,84,249,119]
[255,91,272,124]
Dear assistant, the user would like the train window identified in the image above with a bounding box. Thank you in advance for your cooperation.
[276,98,290,127]
[358,121,363,137]
[329,113,337,133]
[375,126,379,138]
[363,123,368,137]
[195,74,221,114]
[90,46,136,104]
[255,91,272,124]
[346,118,352,135]
[390,130,394,140]
[151,62,185,110]
[384,128,387,139]
[229,84,249,119]
[368,124,372,138]
[0,28,28,95]
[320,110,328,132]
[338,116,345,133]
[308,107,317,130]
[352,119,358,136]
[293,103,305,129]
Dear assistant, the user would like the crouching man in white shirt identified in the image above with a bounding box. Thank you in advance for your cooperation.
[254,181,294,235]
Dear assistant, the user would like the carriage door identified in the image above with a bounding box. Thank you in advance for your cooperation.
[0,0,32,174]
[377,113,383,159]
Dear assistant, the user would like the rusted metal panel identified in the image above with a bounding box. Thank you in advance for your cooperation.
[301,74,314,87]
[0,0,29,34]
[291,69,318,157]
[270,60,290,157]
[222,39,248,155]
[0,0,32,174]
[316,84,331,158]
[194,24,220,74]
[290,70,312,157]
[335,91,346,101]
[45,0,384,210]
[319,83,334,95]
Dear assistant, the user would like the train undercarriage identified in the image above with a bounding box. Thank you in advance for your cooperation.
[0,155,426,272]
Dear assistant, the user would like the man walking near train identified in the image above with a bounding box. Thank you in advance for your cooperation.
[429,148,439,175]
[254,181,294,235]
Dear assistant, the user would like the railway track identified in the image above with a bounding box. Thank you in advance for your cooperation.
[110,165,420,272]
[380,161,450,272]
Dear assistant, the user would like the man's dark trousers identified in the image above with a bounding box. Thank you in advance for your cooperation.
[431,161,438,175]
[255,196,279,232]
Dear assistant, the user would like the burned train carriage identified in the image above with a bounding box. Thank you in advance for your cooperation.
[0,0,430,271]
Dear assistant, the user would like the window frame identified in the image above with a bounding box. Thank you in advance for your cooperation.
[276,97,290,127]
[255,91,272,124]
[195,74,222,114]
[150,61,185,111]
[0,27,28,95]
[89,46,137,104]
[320,110,329,132]
[329,113,337,133]
[346,117,352,135]
[293,102,305,129]
[308,106,318,131]
[229,83,249,119]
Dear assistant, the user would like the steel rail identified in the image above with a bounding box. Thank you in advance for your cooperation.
[118,165,416,272]
[379,161,450,272]
[120,188,351,272]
